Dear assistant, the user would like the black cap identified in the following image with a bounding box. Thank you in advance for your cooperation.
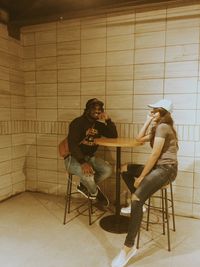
[85,98,104,110]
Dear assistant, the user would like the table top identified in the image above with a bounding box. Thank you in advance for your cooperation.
[95,137,143,148]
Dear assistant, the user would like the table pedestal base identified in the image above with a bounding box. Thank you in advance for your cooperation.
[99,215,129,234]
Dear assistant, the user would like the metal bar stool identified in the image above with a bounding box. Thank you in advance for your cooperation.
[136,180,176,251]
[63,173,93,225]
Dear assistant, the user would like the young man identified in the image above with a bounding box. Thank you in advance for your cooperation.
[64,98,118,207]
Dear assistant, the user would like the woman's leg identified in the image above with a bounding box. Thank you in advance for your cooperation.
[122,164,144,193]
[124,165,177,247]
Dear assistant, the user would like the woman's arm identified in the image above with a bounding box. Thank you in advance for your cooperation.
[134,136,165,188]
[136,114,154,143]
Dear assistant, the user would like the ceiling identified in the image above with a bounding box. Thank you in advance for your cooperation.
[0,0,194,39]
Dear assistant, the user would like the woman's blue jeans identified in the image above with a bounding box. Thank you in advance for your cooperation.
[122,163,178,247]
[64,155,112,195]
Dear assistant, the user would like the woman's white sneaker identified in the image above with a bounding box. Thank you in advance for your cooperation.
[120,205,131,215]
[120,204,146,215]
[111,246,137,267]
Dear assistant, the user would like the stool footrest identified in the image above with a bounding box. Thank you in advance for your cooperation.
[63,173,105,225]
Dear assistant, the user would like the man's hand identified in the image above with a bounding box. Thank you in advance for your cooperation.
[81,162,94,176]
[99,112,110,121]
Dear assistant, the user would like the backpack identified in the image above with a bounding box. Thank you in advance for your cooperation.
[58,137,70,158]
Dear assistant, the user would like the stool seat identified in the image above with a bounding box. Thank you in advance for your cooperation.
[136,180,176,251]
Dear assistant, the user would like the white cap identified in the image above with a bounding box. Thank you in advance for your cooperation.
[148,99,173,113]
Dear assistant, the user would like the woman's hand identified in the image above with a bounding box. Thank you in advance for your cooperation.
[121,163,128,172]
[134,176,144,188]
[146,111,155,122]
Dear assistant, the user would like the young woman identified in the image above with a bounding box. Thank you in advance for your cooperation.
[111,99,178,267]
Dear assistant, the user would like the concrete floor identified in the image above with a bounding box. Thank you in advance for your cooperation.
[0,192,200,267]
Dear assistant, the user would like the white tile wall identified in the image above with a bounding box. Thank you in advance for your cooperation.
[164,78,198,94]
[0,26,25,200]
[1,3,200,218]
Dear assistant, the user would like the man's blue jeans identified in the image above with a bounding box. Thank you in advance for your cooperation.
[64,155,112,195]
[122,163,178,247]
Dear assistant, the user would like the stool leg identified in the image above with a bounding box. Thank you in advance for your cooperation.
[164,188,171,251]
[63,197,68,225]
[68,174,73,213]
[136,228,141,249]
[170,181,176,231]
[161,189,165,235]
[146,198,151,231]
[63,174,95,226]
[88,197,92,225]
[140,184,174,251]
[63,173,72,225]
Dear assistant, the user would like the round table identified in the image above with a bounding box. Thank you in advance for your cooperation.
[95,137,143,233]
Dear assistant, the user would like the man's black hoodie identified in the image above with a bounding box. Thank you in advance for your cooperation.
[68,114,118,164]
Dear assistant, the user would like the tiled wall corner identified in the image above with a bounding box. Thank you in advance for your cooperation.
[1,3,200,219]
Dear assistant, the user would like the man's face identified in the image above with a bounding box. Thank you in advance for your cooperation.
[89,104,103,120]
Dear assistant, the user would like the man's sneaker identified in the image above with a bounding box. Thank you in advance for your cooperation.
[96,186,109,207]
[111,246,137,267]
[121,204,146,215]
[77,183,96,200]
